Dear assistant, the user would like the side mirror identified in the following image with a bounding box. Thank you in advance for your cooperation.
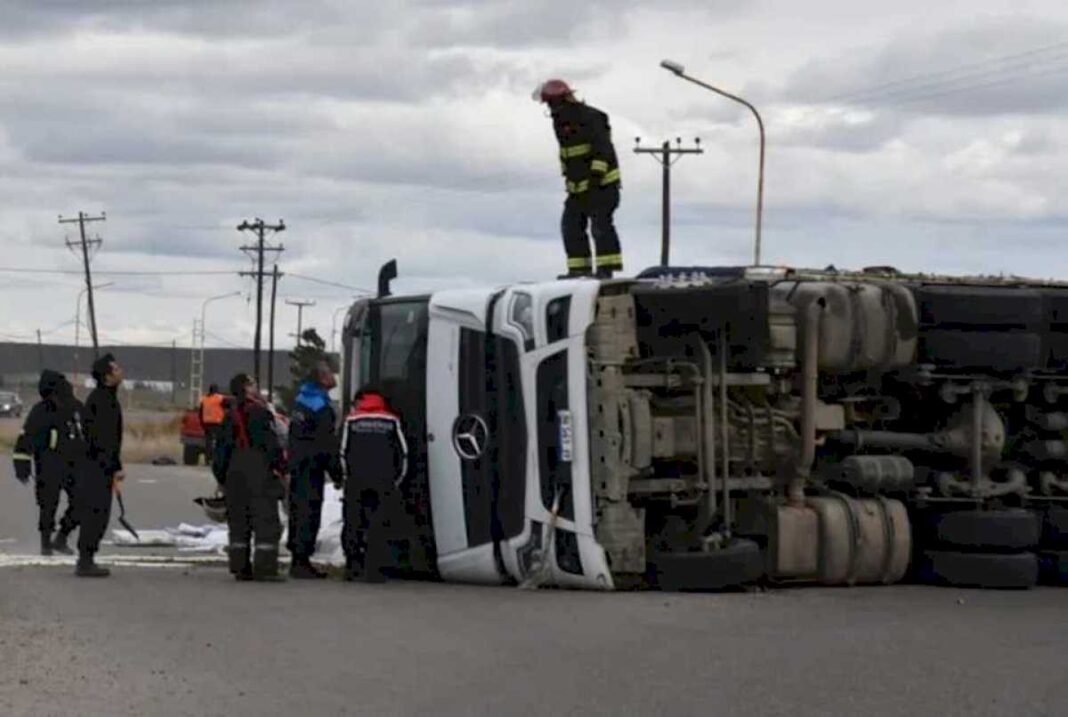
[378,259,398,298]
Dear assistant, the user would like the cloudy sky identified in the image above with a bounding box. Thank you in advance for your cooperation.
[2,0,1068,351]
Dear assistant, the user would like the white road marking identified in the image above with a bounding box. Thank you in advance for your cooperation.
[0,553,243,569]
[0,538,16,544]
[137,479,159,484]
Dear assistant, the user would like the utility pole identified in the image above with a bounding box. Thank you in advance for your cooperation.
[237,218,285,385]
[286,299,316,347]
[268,264,281,403]
[634,138,703,266]
[36,330,43,372]
[170,339,178,406]
[59,211,106,356]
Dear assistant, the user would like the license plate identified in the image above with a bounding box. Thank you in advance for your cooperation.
[557,409,573,462]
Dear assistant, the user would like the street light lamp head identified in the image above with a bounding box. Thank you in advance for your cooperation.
[660,59,685,76]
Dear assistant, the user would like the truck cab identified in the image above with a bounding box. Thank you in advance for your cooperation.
[340,279,614,588]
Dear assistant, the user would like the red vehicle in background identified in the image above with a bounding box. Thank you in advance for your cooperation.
[180,408,208,466]
[180,396,289,466]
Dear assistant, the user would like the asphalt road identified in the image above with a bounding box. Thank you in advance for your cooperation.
[1,463,1066,716]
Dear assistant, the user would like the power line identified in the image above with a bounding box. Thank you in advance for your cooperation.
[0,267,235,276]
[825,42,1068,108]
[286,273,374,294]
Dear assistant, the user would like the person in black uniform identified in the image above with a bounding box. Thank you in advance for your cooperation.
[286,360,341,579]
[79,353,125,578]
[21,370,84,556]
[535,78,623,279]
[213,373,286,582]
[340,386,409,583]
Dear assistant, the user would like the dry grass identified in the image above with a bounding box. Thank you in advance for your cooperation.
[0,413,184,465]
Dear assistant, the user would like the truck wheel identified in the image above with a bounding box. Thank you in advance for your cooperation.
[918,509,1039,552]
[918,550,1038,589]
[1041,506,1068,549]
[1038,551,1068,585]
[651,539,764,592]
[183,445,201,466]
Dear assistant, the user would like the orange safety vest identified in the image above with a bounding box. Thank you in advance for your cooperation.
[200,394,226,425]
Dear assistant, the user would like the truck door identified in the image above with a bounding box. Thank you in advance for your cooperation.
[492,285,615,590]
[426,290,508,584]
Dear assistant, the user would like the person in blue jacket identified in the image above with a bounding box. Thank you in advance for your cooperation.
[286,359,341,579]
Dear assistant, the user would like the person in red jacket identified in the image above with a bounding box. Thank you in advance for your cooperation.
[340,386,408,583]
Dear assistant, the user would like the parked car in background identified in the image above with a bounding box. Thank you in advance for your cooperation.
[0,391,23,418]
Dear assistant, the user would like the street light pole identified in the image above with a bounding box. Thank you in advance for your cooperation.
[331,303,351,356]
[191,291,241,405]
[660,59,766,266]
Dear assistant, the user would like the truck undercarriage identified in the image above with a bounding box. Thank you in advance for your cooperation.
[588,266,1068,590]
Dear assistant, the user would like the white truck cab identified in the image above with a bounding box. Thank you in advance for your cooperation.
[341,278,614,589]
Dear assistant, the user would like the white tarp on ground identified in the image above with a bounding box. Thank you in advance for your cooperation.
[111,484,347,566]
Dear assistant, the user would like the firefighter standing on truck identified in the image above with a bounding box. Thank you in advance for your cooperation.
[198,384,226,463]
[20,370,83,556]
[534,78,623,279]
[340,386,408,584]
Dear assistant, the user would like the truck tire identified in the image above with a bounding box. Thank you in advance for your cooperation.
[651,539,764,592]
[183,445,201,467]
[918,509,1039,552]
[917,550,1038,589]
[914,286,1044,328]
[919,330,1042,371]
[1038,551,1068,585]
[1041,506,1068,549]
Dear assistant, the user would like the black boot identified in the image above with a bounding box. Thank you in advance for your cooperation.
[227,543,251,576]
[40,532,53,557]
[252,547,285,582]
[595,266,615,279]
[289,558,327,580]
[75,554,110,578]
[51,530,74,556]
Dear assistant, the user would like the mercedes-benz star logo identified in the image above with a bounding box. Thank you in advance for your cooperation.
[452,413,489,461]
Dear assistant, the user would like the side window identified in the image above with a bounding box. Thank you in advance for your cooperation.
[546,296,571,343]
[536,349,574,520]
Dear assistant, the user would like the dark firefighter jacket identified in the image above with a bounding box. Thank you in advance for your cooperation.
[341,394,409,491]
[212,399,285,484]
[85,384,124,476]
[288,382,340,478]
[21,371,87,475]
[552,101,621,195]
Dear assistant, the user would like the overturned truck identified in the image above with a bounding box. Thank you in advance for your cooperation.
[339,264,1068,591]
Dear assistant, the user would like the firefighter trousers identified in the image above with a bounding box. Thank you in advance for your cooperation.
[224,450,283,577]
[342,484,395,579]
[287,461,325,561]
[561,185,622,274]
[75,460,112,557]
[35,458,78,537]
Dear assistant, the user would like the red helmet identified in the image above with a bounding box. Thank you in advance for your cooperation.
[533,78,574,103]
